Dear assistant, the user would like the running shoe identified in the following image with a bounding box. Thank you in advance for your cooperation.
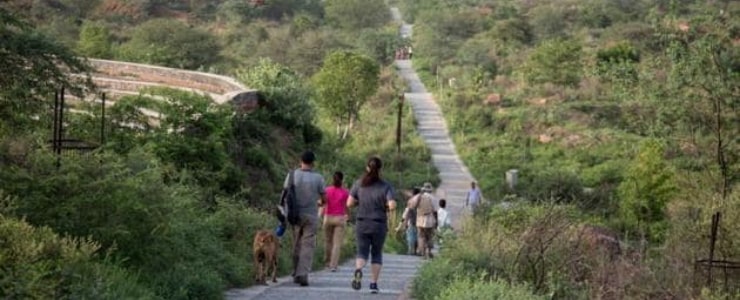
[351,269,362,290]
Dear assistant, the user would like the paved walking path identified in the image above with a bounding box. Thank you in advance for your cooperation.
[392,7,477,228]
[225,254,422,300]
[224,7,476,300]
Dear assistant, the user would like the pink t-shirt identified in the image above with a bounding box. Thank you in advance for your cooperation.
[324,186,349,216]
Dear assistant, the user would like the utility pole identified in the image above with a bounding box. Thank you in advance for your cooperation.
[396,93,404,189]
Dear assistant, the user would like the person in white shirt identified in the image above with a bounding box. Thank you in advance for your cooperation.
[436,199,452,247]
[464,181,481,213]
[436,199,451,231]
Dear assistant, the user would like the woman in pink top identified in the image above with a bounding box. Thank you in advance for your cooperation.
[322,171,349,271]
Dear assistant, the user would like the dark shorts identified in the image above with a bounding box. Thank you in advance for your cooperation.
[355,220,387,264]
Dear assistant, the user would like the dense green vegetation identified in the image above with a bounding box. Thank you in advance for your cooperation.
[4,0,738,298]
[0,1,434,298]
[400,0,739,299]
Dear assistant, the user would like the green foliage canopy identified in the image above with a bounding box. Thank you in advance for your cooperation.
[618,139,677,241]
[238,59,316,131]
[76,21,113,58]
[522,38,583,87]
[312,51,379,138]
[0,8,90,133]
[324,0,390,31]
[118,18,220,70]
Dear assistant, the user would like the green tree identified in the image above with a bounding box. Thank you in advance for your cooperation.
[254,0,323,21]
[313,51,379,139]
[414,8,485,72]
[618,139,677,242]
[107,87,239,193]
[287,30,341,75]
[523,38,583,88]
[596,42,641,98]
[666,18,739,199]
[237,59,316,131]
[324,0,390,31]
[77,21,113,58]
[117,19,220,70]
[0,8,90,134]
[528,3,568,40]
[356,28,403,65]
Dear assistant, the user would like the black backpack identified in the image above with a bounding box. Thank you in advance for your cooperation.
[278,170,300,226]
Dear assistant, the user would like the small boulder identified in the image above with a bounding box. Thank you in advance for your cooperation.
[483,93,502,106]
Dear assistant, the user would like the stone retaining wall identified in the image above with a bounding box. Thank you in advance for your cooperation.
[86,59,259,110]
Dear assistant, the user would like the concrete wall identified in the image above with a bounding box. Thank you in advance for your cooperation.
[86,59,258,106]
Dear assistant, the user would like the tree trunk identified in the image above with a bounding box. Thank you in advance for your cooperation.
[341,112,351,139]
[714,95,729,199]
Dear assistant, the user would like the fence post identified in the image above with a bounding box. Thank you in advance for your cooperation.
[506,169,519,191]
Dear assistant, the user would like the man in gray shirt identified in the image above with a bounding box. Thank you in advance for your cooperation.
[465,181,481,213]
[284,151,326,286]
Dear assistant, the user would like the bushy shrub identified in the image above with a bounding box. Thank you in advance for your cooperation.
[522,38,583,88]
[1,150,250,299]
[0,214,156,299]
[237,59,316,131]
[522,170,584,204]
[117,19,220,69]
[412,258,464,300]
[618,139,677,242]
[437,277,544,300]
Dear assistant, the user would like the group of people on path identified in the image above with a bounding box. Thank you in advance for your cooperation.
[398,181,481,258]
[279,151,396,294]
[395,45,413,60]
[277,150,483,294]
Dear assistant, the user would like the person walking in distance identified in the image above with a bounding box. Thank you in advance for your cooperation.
[347,157,397,294]
[437,199,452,232]
[401,187,422,255]
[285,151,327,286]
[436,199,452,247]
[408,182,437,259]
[408,45,413,60]
[464,181,481,213]
[321,171,349,272]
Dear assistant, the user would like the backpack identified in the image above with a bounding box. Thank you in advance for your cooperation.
[278,170,300,226]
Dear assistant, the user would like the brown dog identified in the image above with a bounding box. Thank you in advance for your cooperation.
[253,230,279,284]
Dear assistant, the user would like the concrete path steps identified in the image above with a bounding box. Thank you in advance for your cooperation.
[393,10,477,229]
[224,7,477,300]
[225,254,422,300]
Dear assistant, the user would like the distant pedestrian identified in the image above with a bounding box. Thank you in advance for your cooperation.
[401,187,422,255]
[464,181,481,213]
[285,151,327,287]
[322,171,349,272]
[408,46,413,60]
[347,157,397,294]
[436,199,452,247]
[408,182,437,259]
[437,199,451,232]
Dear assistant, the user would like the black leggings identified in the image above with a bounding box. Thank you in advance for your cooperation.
[356,229,387,265]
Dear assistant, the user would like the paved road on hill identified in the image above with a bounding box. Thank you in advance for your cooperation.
[392,7,477,228]
[225,254,422,300]
[224,7,477,300]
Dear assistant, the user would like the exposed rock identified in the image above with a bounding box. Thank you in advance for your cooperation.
[538,134,553,143]
[483,93,502,106]
[228,90,262,113]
